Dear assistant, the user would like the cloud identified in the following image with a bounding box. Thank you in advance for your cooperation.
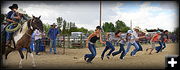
[106,1,178,32]
[1,1,178,32]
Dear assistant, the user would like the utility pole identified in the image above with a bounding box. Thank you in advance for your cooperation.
[130,20,132,30]
[100,0,102,27]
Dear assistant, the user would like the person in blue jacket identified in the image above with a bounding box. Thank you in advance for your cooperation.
[48,23,60,54]
[5,4,19,46]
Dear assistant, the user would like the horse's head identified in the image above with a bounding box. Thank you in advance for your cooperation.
[28,16,44,32]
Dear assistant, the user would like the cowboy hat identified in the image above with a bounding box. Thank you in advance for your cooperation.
[142,30,148,34]
[127,30,133,34]
[133,26,141,30]
[51,23,57,26]
[9,4,18,9]
[16,8,26,14]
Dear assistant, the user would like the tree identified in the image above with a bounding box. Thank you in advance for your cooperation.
[57,17,63,32]
[115,20,130,32]
[43,23,51,34]
[77,27,88,34]
[62,20,67,34]
[102,22,115,32]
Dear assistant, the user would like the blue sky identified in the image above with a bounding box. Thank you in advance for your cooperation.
[2,1,178,32]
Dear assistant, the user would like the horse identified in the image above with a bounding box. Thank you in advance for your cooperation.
[2,15,44,68]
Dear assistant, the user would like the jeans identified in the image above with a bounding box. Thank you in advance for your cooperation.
[35,39,41,54]
[50,39,56,53]
[84,43,96,62]
[124,42,139,57]
[136,41,143,51]
[161,42,166,50]
[6,25,15,41]
[112,43,125,59]
[155,41,163,53]
[30,40,35,52]
[101,41,115,57]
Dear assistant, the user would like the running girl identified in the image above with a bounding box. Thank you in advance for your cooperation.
[101,32,115,60]
[112,30,126,59]
[122,30,139,59]
[84,26,106,63]
[146,30,161,54]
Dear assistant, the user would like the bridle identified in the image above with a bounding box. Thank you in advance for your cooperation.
[25,18,43,37]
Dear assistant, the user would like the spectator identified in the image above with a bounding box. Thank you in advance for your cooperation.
[34,29,42,55]
[48,23,60,54]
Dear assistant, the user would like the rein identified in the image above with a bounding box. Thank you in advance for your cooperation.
[25,30,32,37]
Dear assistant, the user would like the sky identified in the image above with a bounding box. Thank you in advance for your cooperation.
[1,1,179,32]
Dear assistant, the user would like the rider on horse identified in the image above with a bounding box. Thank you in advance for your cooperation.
[5,4,30,47]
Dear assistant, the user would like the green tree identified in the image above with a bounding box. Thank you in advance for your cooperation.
[115,20,130,32]
[62,20,67,34]
[102,22,115,32]
[77,27,88,34]
[43,23,51,34]
[57,17,63,32]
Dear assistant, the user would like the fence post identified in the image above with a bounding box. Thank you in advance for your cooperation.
[63,35,65,54]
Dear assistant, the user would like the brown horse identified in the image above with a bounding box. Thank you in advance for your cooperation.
[2,15,43,68]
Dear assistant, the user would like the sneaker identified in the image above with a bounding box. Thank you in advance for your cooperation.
[86,61,92,64]
[84,56,87,61]
[130,52,133,56]
[106,55,110,59]
[36,53,40,55]
[54,52,57,54]
[120,57,124,60]
[101,56,104,60]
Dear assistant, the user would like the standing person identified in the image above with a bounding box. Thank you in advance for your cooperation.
[133,26,146,51]
[122,30,139,59]
[34,29,42,55]
[48,23,60,54]
[112,30,126,59]
[30,32,35,52]
[101,32,115,60]
[146,31,161,54]
[159,30,169,52]
[84,26,106,63]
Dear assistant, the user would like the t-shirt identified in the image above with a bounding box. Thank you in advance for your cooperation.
[152,33,160,42]
[160,33,168,42]
[127,34,136,43]
[132,31,139,39]
[119,34,126,44]
[34,29,42,40]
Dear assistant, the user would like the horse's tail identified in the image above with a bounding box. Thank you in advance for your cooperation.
[26,49,28,60]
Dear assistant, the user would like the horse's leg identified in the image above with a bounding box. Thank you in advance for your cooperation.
[18,49,24,68]
[28,48,36,67]
[2,54,7,67]
[12,38,16,49]
[5,46,15,59]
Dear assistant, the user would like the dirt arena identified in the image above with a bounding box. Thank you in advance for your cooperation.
[3,43,179,69]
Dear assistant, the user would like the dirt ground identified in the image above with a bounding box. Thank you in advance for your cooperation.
[2,43,179,69]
